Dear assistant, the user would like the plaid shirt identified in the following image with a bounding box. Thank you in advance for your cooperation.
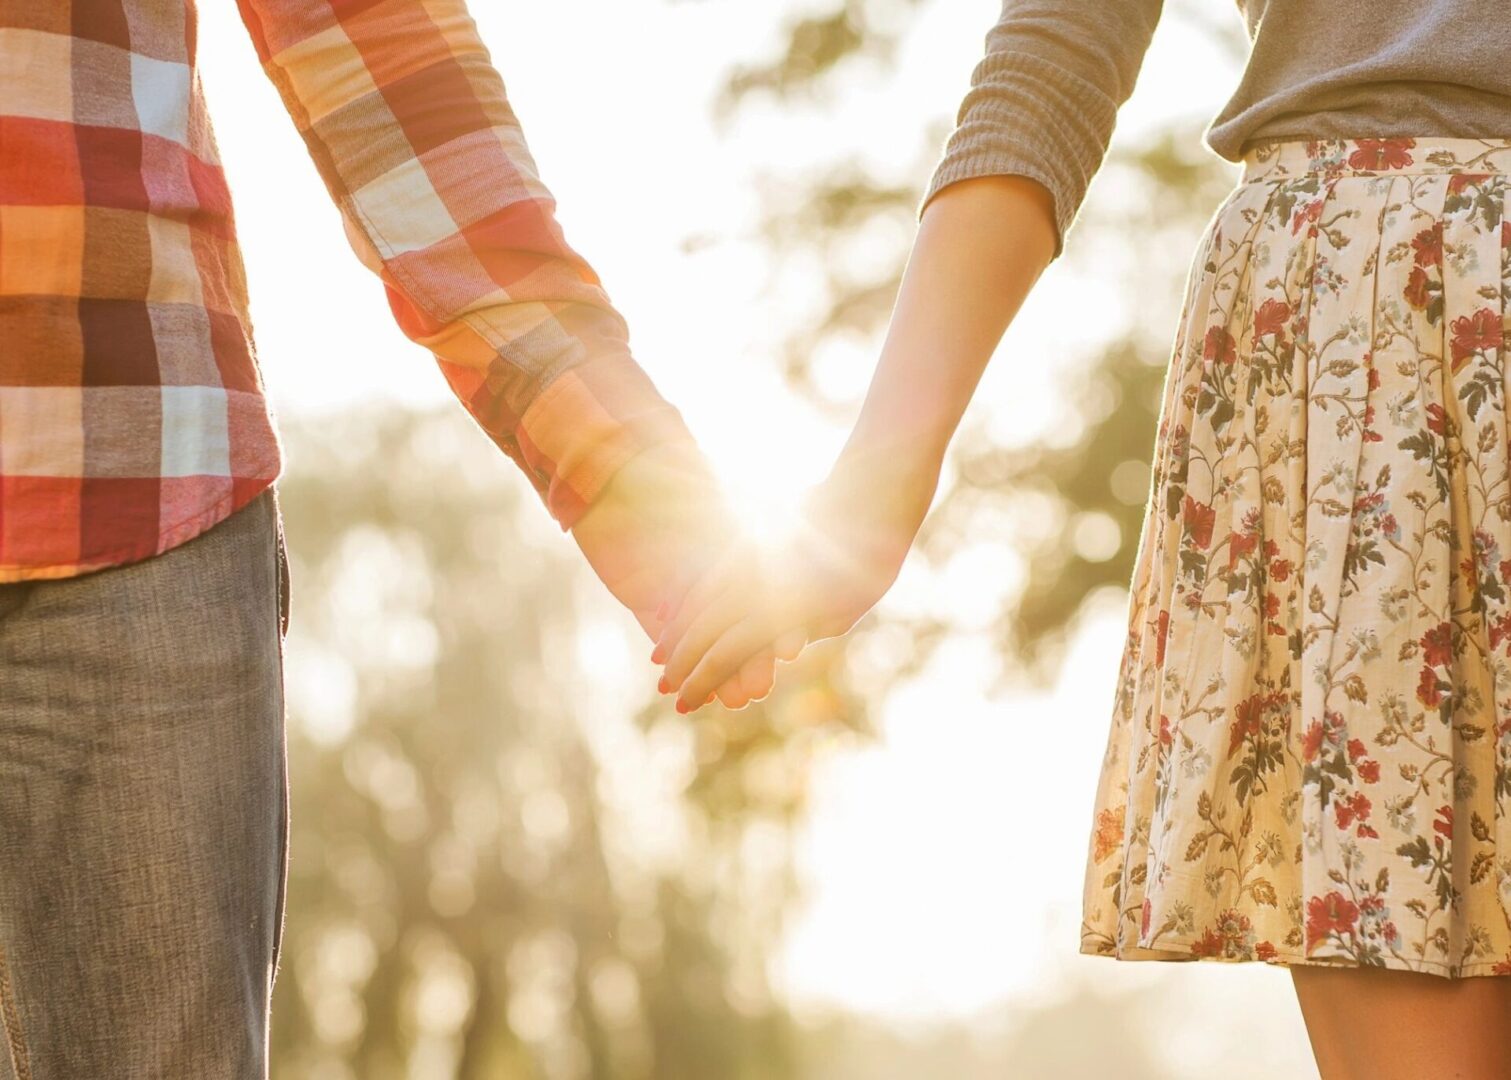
[0,0,692,582]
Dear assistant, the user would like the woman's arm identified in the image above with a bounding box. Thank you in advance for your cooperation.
[653,173,1058,712]
[839,172,1057,508]
[653,0,1165,712]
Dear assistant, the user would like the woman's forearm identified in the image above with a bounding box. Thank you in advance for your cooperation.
[839,174,1059,484]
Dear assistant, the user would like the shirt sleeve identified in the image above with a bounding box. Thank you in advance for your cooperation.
[922,0,1165,261]
[233,0,697,529]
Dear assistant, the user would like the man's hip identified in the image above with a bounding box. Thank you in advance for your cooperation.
[0,487,290,1079]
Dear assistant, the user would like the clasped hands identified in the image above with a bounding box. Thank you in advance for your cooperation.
[569,437,938,715]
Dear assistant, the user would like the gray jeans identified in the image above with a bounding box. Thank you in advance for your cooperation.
[0,489,290,1079]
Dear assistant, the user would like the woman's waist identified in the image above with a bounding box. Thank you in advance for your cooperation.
[1239,135,1511,183]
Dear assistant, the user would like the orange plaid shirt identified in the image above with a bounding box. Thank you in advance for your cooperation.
[0,0,693,582]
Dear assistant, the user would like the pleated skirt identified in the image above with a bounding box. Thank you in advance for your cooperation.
[1080,136,1511,977]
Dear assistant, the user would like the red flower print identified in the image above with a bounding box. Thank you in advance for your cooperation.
[1255,941,1278,961]
[1424,401,1447,436]
[1447,172,1490,195]
[1190,928,1226,958]
[1346,738,1366,762]
[1202,326,1237,365]
[1422,620,1454,668]
[1229,694,1265,758]
[1495,952,1511,976]
[1093,805,1126,863]
[1417,665,1445,707]
[1403,266,1432,310]
[1306,891,1361,952]
[1347,138,1414,171]
[1291,198,1324,237]
[1263,538,1280,559]
[1449,308,1500,374]
[1253,298,1291,341]
[1357,758,1381,784]
[1433,805,1453,841]
[1264,592,1281,618]
[1156,609,1170,667]
[1269,557,1291,582]
[1301,720,1325,763]
[1334,792,1372,830]
[1158,713,1173,748]
[1195,909,1254,958]
[1411,223,1443,267]
[1492,611,1511,654]
[1183,495,1216,549]
[1228,530,1258,572]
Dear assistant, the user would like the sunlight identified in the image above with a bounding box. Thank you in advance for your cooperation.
[717,457,811,550]
[693,382,836,551]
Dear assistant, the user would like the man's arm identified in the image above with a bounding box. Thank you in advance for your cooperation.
[233,0,693,528]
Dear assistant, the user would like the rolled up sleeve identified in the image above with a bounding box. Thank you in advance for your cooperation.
[235,0,695,528]
[922,0,1164,261]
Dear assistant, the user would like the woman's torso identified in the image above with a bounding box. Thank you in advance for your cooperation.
[1213,0,1511,160]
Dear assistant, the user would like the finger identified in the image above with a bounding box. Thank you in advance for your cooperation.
[676,616,781,714]
[715,649,773,710]
[651,545,747,665]
[663,584,756,695]
[735,649,776,706]
[773,628,807,664]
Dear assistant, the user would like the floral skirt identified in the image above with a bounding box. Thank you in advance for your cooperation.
[1080,136,1511,978]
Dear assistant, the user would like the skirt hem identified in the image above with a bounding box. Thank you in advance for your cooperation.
[1078,939,1511,979]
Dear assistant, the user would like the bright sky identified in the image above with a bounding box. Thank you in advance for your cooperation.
[196,2,1314,1074]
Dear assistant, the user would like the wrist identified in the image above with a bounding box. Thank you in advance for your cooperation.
[820,434,942,539]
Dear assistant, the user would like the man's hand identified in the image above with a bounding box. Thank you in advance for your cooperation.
[651,443,939,713]
[569,441,798,710]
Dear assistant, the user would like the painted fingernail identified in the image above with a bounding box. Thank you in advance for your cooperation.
[675,700,690,714]
[651,644,666,664]
[658,675,671,695]
[705,693,715,706]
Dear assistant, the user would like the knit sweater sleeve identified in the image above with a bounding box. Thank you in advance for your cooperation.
[922,0,1165,261]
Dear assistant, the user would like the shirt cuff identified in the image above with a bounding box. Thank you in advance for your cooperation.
[514,352,700,531]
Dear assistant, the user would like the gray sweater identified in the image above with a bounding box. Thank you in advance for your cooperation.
[927,0,1511,260]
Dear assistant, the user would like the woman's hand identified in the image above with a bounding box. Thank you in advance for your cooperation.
[651,443,940,713]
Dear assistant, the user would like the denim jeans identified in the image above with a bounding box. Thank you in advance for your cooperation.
[0,488,289,1079]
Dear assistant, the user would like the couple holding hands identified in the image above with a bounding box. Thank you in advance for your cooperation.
[11,0,1511,1076]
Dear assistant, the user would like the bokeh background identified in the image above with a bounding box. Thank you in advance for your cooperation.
[197,1,1323,1075]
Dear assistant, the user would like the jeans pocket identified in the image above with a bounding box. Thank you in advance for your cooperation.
[273,497,291,642]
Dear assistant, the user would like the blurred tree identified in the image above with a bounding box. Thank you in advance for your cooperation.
[269,406,863,1079]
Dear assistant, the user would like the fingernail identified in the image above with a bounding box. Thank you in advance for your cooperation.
[705,693,715,705]
[675,700,690,714]
[658,675,670,695]
[651,644,665,664]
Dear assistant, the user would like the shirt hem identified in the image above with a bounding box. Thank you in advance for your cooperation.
[0,456,285,585]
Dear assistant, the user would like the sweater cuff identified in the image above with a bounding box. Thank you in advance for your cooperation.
[921,49,1122,263]
[921,153,1068,261]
